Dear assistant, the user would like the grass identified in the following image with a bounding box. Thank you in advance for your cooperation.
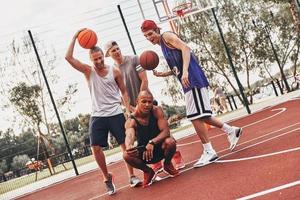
[0,125,190,195]
[0,146,122,194]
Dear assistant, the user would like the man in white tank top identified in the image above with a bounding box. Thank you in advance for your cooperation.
[65,29,141,195]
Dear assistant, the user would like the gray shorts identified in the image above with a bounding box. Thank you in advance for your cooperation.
[89,113,126,147]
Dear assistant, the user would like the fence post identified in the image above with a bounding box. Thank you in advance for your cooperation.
[270,81,278,96]
[226,95,234,111]
[231,95,238,109]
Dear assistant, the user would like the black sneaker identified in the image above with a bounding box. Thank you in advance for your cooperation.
[104,173,116,195]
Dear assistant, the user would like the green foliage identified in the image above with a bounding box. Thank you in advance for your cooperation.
[9,82,42,125]
[11,155,30,171]
[161,102,186,118]
[177,0,299,101]
[160,61,185,105]
[0,160,8,174]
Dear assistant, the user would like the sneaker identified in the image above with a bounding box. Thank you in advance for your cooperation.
[151,161,163,173]
[142,169,157,188]
[163,162,179,177]
[104,173,116,195]
[129,175,141,187]
[172,151,186,170]
[227,127,243,151]
[193,150,218,168]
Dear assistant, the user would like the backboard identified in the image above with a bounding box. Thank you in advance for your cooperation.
[136,0,216,33]
[152,0,216,22]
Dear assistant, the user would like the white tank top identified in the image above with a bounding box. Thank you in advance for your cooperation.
[88,65,123,117]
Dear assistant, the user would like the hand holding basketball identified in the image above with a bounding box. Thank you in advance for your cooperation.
[139,50,159,70]
[77,29,98,49]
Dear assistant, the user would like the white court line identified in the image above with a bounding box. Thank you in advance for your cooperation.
[237,180,300,200]
[217,146,300,163]
[177,108,287,147]
[88,125,300,200]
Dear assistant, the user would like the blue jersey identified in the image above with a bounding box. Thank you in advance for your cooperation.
[160,33,209,93]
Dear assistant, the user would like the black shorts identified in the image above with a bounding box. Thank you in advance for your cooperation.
[138,144,164,164]
[89,113,126,147]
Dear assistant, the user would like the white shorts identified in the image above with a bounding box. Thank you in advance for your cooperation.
[185,87,212,121]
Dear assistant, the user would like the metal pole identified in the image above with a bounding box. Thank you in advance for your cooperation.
[117,5,137,55]
[263,26,291,92]
[136,0,145,19]
[211,8,251,114]
[270,81,279,97]
[28,30,79,176]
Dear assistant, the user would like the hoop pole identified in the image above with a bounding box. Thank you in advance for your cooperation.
[137,0,145,19]
[162,0,178,33]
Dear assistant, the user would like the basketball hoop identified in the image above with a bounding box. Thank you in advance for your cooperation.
[172,2,193,18]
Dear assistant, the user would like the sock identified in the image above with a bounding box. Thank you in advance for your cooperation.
[203,142,214,152]
[222,123,234,135]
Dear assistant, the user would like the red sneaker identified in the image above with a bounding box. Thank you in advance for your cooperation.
[151,161,163,173]
[163,162,179,177]
[142,169,157,188]
[172,151,186,170]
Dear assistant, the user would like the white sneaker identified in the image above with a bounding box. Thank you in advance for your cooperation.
[129,175,141,187]
[193,150,218,168]
[228,127,243,151]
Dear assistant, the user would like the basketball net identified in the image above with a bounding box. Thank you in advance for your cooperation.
[172,0,193,35]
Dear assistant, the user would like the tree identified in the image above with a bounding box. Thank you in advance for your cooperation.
[0,33,78,166]
[0,160,8,174]
[0,33,77,133]
[263,0,300,33]
[9,83,53,160]
[11,155,30,171]
[159,60,185,105]
[177,0,298,102]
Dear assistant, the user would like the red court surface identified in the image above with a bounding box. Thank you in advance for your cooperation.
[17,97,300,200]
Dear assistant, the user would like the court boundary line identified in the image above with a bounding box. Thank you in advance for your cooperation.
[88,125,300,199]
[177,107,287,147]
[237,180,300,200]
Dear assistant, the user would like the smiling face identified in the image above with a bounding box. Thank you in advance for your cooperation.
[143,29,160,45]
[108,45,122,60]
[90,49,104,69]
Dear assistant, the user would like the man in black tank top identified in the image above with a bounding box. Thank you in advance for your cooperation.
[123,90,179,188]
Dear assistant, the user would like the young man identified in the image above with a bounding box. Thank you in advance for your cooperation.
[123,90,179,188]
[104,41,185,171]
[65,30,141,195]
[141,20,243,168]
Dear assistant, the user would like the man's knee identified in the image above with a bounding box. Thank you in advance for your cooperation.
[91,145,103,154]
[163,137,176,148]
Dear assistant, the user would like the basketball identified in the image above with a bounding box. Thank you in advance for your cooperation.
[139,50,159,70]
[77,29,98,49]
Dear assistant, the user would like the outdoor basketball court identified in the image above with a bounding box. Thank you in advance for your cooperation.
[14,92,300,200]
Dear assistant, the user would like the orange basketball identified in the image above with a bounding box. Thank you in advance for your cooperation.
[77,29,98,49]
[139,50,159,70]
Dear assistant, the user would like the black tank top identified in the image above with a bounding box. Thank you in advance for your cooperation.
[130,111,160,146]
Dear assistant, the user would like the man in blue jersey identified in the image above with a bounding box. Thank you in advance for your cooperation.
[141,20,243,168]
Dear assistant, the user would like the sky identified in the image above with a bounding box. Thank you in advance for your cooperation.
[0,0,281,132]
[0,0,184,132]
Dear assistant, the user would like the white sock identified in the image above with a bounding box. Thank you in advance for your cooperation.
[203,142,214,152]
[222,123,234,135]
